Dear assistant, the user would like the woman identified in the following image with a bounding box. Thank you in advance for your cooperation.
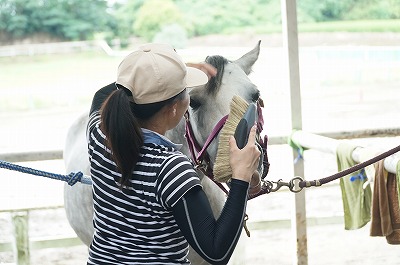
[86,43,261,265]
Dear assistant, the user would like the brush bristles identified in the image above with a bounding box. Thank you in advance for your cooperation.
[214,95,249,182]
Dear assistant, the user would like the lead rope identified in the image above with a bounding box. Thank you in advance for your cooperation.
[298,144,400,189]
[253,143,400,195]
[0,159,92,185]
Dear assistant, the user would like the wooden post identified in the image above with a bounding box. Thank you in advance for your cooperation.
[281,0,308,264]
[12,211,30,265]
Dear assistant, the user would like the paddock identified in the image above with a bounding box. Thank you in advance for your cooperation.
[1,45,400,263]
[1,0,400,262]
[1,49,400,263]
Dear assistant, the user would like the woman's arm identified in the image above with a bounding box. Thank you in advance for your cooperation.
[172,179,249,265]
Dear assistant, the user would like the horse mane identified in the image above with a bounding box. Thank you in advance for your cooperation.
[205,55,230,95]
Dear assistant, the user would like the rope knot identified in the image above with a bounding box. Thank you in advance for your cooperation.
[67,171,83,186]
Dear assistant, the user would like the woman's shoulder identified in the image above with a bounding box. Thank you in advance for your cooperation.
[157,151,196,177]
[155,151,201,209]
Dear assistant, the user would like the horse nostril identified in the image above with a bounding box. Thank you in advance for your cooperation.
[251,171,260,182]
[249,171,261,195]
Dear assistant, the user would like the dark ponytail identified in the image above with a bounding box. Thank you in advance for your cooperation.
[99,87,187,188]
[100,89,143,188]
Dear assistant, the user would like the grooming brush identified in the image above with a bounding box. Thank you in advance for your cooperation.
[214,95,257,183]
[234,103,257,149]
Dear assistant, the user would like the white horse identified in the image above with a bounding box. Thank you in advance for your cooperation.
[63,41,264,264]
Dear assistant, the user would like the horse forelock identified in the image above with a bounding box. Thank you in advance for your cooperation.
[205,55,230,95]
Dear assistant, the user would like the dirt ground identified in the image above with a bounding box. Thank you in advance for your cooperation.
[2,183,400,265]
[1,32,400,264]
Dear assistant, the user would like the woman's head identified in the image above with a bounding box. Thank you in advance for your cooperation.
[116,43,207,104]
[100,43,207,188]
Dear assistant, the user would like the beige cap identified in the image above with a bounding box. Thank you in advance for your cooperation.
[116,43,208,104]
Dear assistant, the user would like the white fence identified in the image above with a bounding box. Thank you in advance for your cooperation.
[1,127,399,264]
[0,40,126,57]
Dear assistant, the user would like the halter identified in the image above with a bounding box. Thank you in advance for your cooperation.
[184,112,230,194]
[184,99,270,198]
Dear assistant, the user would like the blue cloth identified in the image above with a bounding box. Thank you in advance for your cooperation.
[141,128,182,150]
[287,130,307,162]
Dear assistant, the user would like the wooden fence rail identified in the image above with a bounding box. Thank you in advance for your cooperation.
[0,206,83,265]
[290,130,400,174]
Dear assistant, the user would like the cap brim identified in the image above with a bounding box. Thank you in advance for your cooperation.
[186,67,209,88]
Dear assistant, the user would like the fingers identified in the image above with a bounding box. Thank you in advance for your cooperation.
[229,124,261,183]
[201,63,217,78]
[229,124,257,151]
[246,124,257,147]
[186,62,217,79]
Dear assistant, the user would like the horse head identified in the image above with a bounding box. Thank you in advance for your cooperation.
[168,40,269,197]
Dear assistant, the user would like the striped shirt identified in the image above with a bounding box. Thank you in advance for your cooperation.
[87,111,201,265]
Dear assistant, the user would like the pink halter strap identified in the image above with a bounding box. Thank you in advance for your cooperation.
[184,112,228,164]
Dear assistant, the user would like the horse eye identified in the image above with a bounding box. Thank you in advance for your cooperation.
[190,98,201,110]
[252,91,260,102]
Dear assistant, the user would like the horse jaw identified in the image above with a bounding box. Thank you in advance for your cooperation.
[234,40,261,75]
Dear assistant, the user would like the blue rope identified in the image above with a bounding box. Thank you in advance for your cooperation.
[293,147,303,164]
[0,159,92,185]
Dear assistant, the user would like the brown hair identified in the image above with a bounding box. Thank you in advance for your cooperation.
[100,88,187,188]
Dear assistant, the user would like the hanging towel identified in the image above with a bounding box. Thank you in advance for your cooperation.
[397,162,400,210]
[370,160,400,244]
[336,141,372,230]
[357,147,381,184]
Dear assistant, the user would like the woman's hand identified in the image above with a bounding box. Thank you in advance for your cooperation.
[186,62,217,79]
[229,125,261,183]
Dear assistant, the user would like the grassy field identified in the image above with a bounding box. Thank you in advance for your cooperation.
[1,37,400,138]
[1,42,399,113]
[299,19,400,33]
[1,43,399,153]
[237,19,400,34]
[0,52,122,112]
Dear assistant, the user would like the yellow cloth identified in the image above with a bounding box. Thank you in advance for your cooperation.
[336,141,372,230]
[370,160,400,244]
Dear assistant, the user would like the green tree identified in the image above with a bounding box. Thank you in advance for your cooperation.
[175,0,257,35]
[297,0,355,21]
[2,0,400,44]
[133,0,184,41]
[110,0,145,44]
[0,0,112,41]
[344,0,400,20]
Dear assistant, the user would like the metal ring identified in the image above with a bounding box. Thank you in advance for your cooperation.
[289,176,304,193]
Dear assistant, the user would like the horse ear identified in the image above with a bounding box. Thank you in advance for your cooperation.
[234,40,261,75]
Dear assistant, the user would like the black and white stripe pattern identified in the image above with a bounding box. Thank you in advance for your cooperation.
[87,113,201,265]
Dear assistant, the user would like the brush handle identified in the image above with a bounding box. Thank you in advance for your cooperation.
[234,119,249,149]
[234,103,257,149]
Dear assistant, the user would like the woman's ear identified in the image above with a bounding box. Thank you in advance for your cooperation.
[172,101,180,117]
[163,102,177,117]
